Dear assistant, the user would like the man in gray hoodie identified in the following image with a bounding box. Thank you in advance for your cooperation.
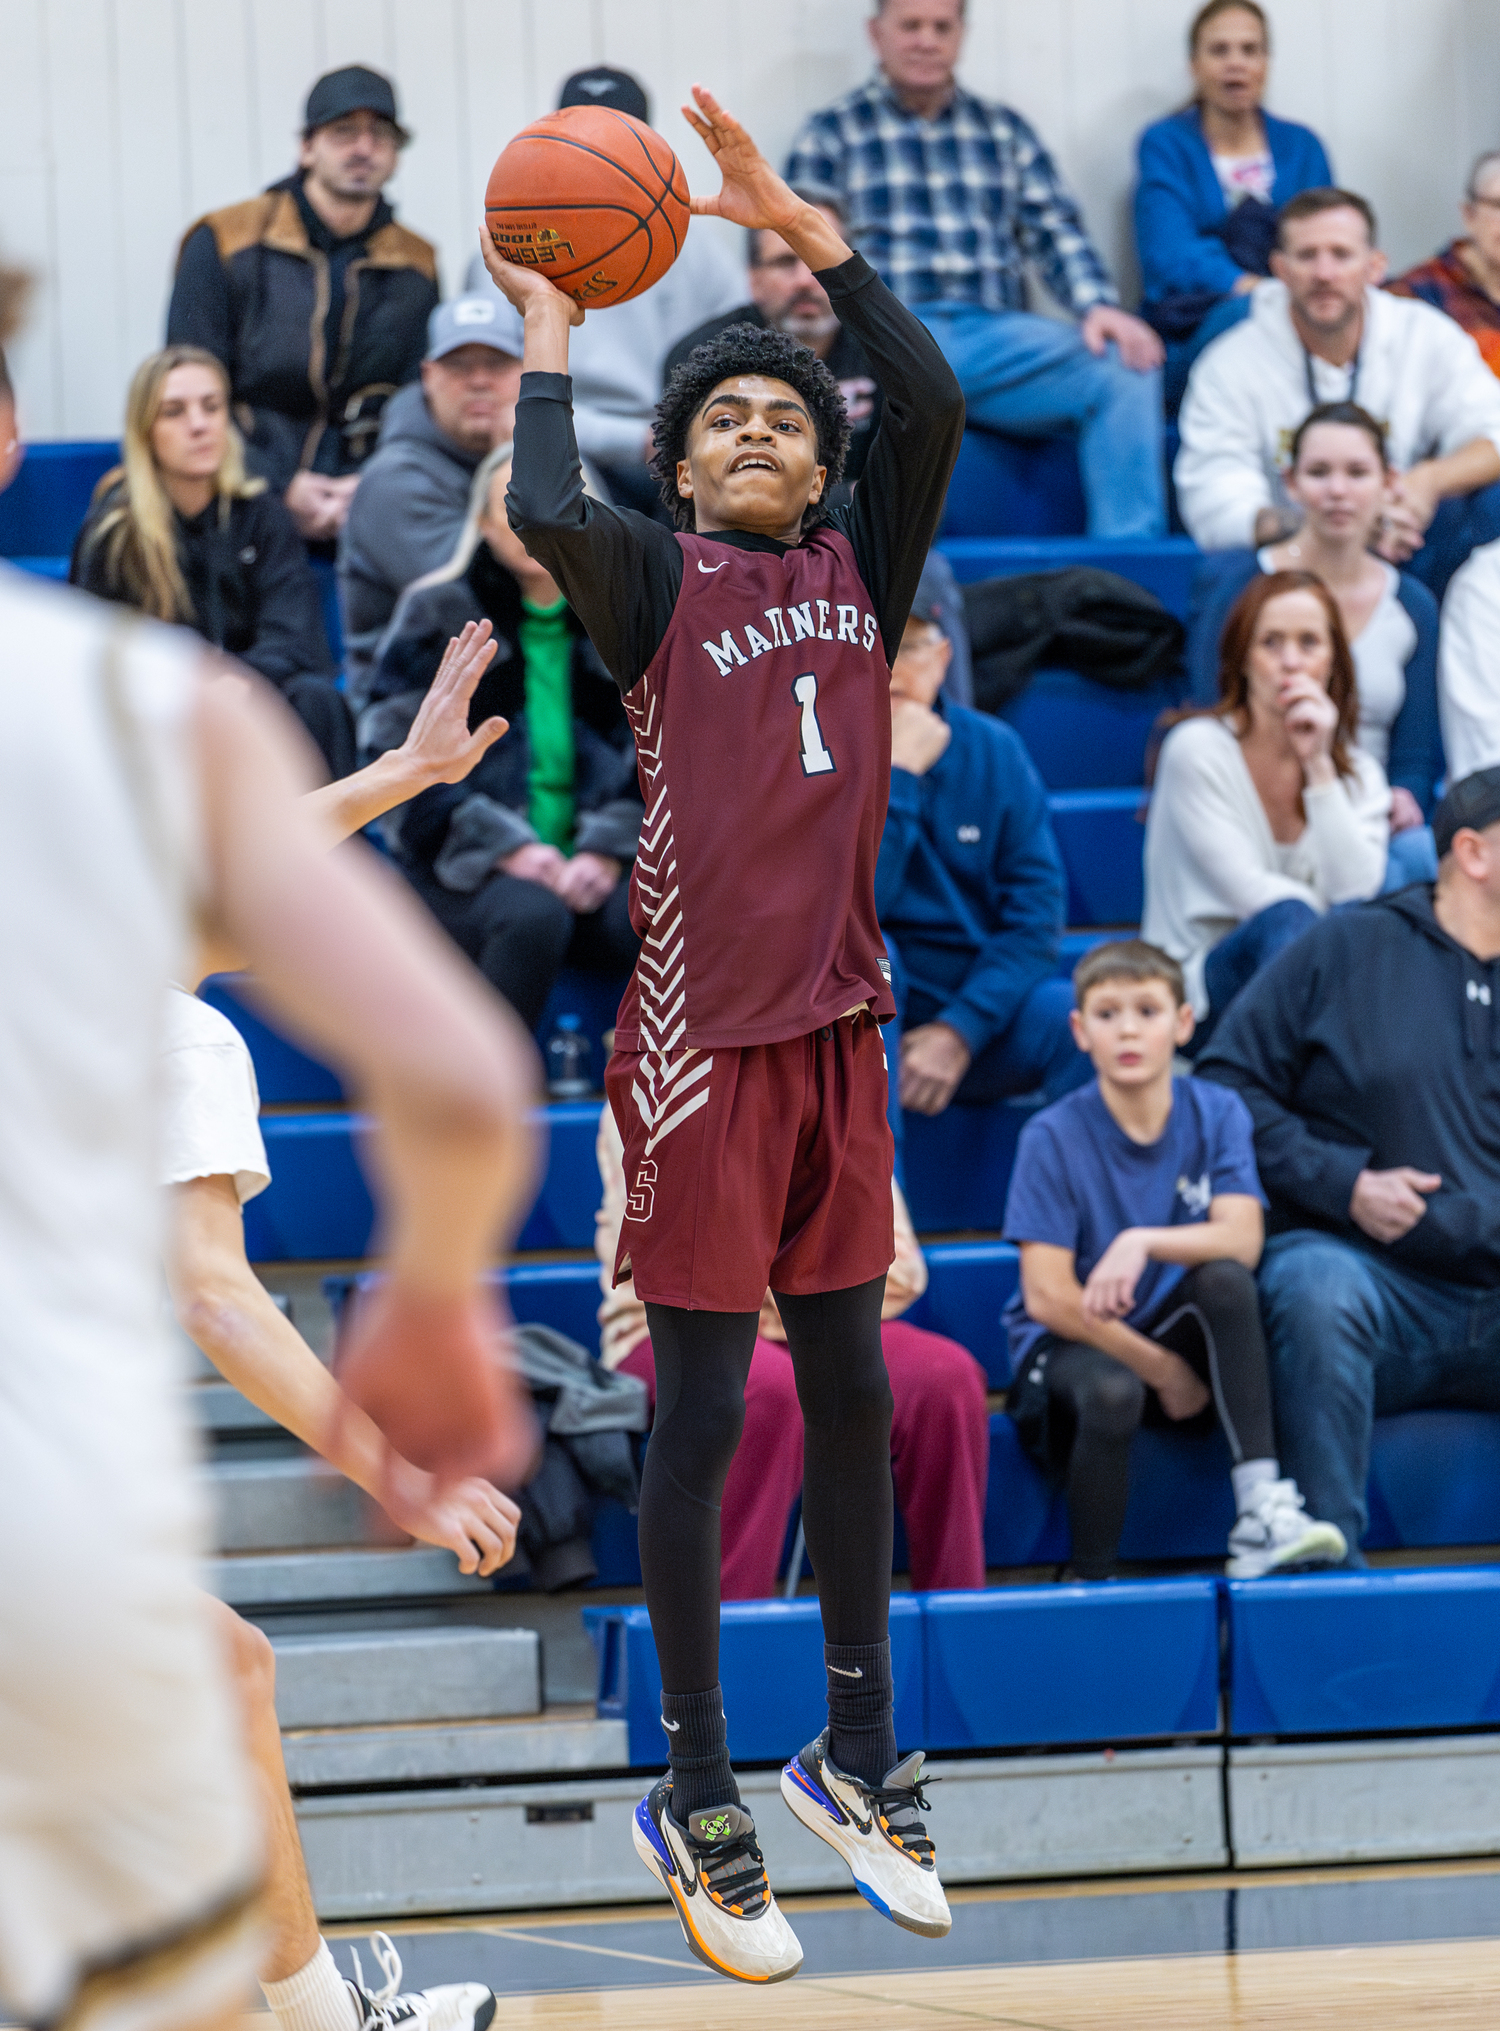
[338,294,522,700]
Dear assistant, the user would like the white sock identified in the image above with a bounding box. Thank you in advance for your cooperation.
[1232,1458,1280,1515]
[263,1940,361,2031]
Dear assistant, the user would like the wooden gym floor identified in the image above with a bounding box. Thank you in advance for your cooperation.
[316,1859,1500,2028]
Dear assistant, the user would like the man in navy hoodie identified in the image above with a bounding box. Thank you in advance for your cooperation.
[1198,766,1500,1560]
[876,606,1084,1134]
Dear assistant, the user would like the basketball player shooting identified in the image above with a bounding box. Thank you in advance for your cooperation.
[480,85,965,1983]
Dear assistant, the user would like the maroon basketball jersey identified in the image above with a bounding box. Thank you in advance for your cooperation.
[613,528,897,1054]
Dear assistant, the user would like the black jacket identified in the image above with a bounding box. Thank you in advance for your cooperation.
[360,542,643,890]
[1198,885,1500,1288]
[167,175,439,490]
[70,484,333,685]
[663,304,885,490]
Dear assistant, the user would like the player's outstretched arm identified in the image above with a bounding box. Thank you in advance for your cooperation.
[168,1174,520,1575]
[682,85,852,272]
[193,670,542,1484]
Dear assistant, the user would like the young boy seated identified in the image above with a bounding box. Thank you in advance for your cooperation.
[1001,939,1346,1581]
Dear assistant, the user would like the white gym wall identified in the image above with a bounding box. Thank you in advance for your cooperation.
[3,0,1496,438]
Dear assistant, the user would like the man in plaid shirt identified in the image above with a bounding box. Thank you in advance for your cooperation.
[786,0,1166,538]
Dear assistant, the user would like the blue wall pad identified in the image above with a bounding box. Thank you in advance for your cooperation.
[534,969,629,1086]
[0,440,118,558]
[902,1095,1043,1235]
[924,1579,1221,1750]
[939,431,1086,540]
[504,1259,605,1354]
[983,1415,1069,1567]
[1049,789,1145,927]
[1119,1425,1236,1561]
[1058,930,1112,976]
[203,975,345,1104]
[585,1598,925,1767]
[939,536,1200,620]
[1227,1569,1500,1737]
[516,1102,605,1251]
[1002,669,1183,791]
[11,556,69,581]
[905,1241,1019,1388]
[1362,1410,1500,1552]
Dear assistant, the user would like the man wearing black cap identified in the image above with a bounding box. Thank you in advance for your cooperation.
[1198,766,1500,1561]
[465,66,745,515]
[168,66,438,542]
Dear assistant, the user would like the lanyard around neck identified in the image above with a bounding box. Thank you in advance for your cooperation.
[1303,339,1360,409]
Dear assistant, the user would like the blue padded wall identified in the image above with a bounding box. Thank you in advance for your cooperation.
[0,441,118,558]
[939,534,1200,621]
[585,1597,925,1766]
[1363,1410,1500,1551]
[902,1096,1042,1234]
[905,1241,1018,1388]
[1227,1570,1500,1737]
[1003,670,1181,791]
[1049,789,1146,926]
[504,1258,605,1354]
[203,976,345,1104]
[924,1579,1221,1749]
[939,431,1086,540]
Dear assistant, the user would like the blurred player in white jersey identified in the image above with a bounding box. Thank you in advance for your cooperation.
[0,274,539,2031]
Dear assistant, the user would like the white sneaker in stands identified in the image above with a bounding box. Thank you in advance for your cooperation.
[1226,1478,1346,1578]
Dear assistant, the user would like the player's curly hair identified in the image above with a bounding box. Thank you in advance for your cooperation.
[649,324,852,533]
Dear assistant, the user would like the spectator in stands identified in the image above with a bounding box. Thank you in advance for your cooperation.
[596,1110,990,1596]
[1177,189,1500,597]
[785,0,1167,540]
[168,66,438,543]
[359,446,640,1030]
[1437,538,1500,783]
[71,345,353,778]
[1002,939,1345,1582]
[1186,403,1443,881]
[339,295,523,706]
[1388,151,1500,378]
[665,202,882,492]
[1134,1,1332,411]
[1143,572,1390,1045]
[878,608,1084,1138]
[1198,767,1500,1562]
[467,67,744,515]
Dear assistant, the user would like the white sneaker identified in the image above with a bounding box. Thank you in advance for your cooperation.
[1227,1478,1347,1578]
[632,1776,803,1984]
[781,1730,951,1938]
[346,1935,495,2031]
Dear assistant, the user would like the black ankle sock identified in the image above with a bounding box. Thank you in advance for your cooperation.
[825,1640,897,1785]
[661,1685,740,1824]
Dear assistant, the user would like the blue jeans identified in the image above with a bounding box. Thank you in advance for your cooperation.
[1258,1231,1500,1557]
[1192,897,1318,1053]
[1384,826,1438,891]
[1163,291,1252,417]
[917,304,1167,539]
[1404,482,1500,603]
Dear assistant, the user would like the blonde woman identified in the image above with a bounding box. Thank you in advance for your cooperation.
[70,344,353,775]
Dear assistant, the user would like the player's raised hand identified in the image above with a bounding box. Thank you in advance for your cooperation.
[400,620,508,789]
[375,1461,523,1578]
[682,86,851,272]
[476,227,585,326]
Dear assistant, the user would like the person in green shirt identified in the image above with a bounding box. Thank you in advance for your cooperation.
[360,443,642,1029]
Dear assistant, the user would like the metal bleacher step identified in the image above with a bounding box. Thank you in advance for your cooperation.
[270,1625,540,1729]
[209,1545,495,1610]
[283,1703,627,1789]
[210,1454,368,1553]
[191,1377,279,1436]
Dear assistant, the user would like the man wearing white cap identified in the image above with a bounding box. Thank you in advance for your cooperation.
[338,294,524,702]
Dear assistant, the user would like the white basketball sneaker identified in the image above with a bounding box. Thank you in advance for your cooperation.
[632,1776,803,1984]
[781,1730,951,1938]
[345,1934,495,2031]
[1227,1478,1347,1578]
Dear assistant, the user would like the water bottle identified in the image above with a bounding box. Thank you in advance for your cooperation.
[546,1012,592,1098]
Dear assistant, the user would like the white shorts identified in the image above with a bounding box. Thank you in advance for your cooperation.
[160,987,270,1203]
[0,1311,262,2028]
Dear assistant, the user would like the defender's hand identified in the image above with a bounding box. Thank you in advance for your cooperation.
[391,1472,522,1577]
[400,621,508,789]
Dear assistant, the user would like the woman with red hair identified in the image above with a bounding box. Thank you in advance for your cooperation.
[1143,570,1390,1045]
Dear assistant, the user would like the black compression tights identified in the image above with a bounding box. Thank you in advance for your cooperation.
[640,1275,893,1692]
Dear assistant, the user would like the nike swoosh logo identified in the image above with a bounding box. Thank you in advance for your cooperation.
[661,1718,681,1731]
[828,1665,864,1679]
[697,558,726,572]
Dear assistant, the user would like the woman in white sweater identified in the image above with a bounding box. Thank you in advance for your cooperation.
[1144,570,1390,1038]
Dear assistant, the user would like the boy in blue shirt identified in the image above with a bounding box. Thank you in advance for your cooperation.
[1002,939,1345,1580]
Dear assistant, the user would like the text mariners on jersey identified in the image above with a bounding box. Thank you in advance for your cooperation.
[700,597,881,676]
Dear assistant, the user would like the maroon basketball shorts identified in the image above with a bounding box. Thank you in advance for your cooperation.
[606,1011,896,1312]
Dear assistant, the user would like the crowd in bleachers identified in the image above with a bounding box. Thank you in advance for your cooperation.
[5,0,1500,1593]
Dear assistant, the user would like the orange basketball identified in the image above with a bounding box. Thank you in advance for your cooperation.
[484,106,692,310]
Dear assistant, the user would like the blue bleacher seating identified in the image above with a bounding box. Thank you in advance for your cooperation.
[585,1597,925,1765]
[0,440,117,563]
[939,430,1086,540]
[1004,669,1181,791]
[924,1578,1221,1749]
[939,534,1200,621]
[1048,789,1145,926]
[204,976,345,1104]
[901,1098,1039,1235]
[1227,1569,1500,1737]
[1363,1410,1500,1550]
[904,1241,1018,1388]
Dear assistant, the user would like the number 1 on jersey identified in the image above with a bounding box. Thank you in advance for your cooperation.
[793,672,836,776]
